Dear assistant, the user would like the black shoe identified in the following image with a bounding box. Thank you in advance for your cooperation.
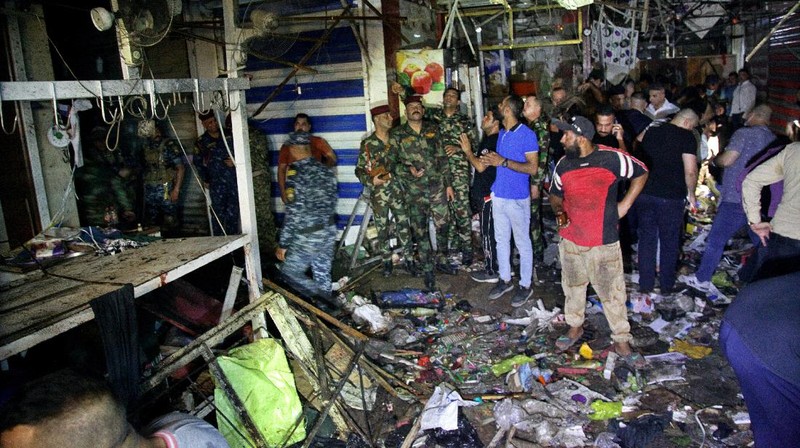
[436,262,458,275]
[488,280,514,300]
[405,260,420,277]
[461,251,473,267]
[424,271,436,290]
[382,260,393,277]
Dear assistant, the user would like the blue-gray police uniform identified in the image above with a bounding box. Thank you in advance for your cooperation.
[279,157,338,298]
[195,131,239,235]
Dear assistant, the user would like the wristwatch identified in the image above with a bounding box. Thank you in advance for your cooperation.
[501,158,509,167]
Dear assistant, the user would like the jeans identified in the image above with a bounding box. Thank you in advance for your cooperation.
[493,195,532,287]
[696,201,759,282]
[559,238,632,343]
[636,194,685,293]
[721,322,800,447]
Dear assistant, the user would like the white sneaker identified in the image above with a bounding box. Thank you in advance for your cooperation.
[679,274,713,293]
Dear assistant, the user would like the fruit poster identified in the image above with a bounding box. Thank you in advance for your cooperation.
[396,49,446,106]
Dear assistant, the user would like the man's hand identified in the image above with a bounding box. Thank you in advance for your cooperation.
[410,166,425,178]
[479,151,503,167]
[224,158,234,168]
[170,188,180,203]
[750,222,771,246]
[446,186,455,202]
[613,123,624,141]
[459,133,472,154]
[275,247,287,261]
[372,173,390,186]
[281,191,289,204]
[391,82,404,95]
[531,184,540,200]
[617,202,632,219]
[445,145,460,157]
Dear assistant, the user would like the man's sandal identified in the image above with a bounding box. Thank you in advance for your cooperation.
[619,352,647,369]
[555,333,583,352]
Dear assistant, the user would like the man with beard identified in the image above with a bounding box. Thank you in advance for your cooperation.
[592,105,628,152]
[390,95,455,290]
[549,116,649,367]
[480,95,539,307]
[462,106,502,283]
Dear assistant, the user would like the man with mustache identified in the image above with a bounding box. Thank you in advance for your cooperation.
[389,95,455,290]
[549,116,649,367]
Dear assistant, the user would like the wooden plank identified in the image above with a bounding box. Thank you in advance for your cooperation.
[1,236,246,360]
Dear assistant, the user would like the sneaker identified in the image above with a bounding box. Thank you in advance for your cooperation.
[488,280,514,300]
[679,274,713,293]
[511,286,533,307]
[471,270,499,283]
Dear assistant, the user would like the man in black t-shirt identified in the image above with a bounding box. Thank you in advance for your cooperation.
[592,105,628,152]
[461,107,501,283]
[635,109,699,296]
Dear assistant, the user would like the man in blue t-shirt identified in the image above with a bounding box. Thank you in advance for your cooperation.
[479,95,539,307]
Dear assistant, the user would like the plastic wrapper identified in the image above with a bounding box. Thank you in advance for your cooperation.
[588,400,623,420]
[214,339,305,447]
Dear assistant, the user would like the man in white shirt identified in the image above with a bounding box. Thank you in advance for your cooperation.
[730,68,757,131]
[645,83,680,121]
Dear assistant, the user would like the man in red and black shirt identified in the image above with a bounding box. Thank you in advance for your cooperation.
[549,116,649,367]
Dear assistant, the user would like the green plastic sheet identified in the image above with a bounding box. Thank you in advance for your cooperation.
[491,354,535,376]
[214,339,306,447]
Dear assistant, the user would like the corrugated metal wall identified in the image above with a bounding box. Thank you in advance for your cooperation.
[244,13,368,231]
[765,2,800,131]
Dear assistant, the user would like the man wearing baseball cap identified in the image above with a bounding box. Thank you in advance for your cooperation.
[549,115,649,368]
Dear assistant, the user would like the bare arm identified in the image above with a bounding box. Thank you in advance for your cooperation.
[171,164,185,203]
[682,153,698,205]
[480,150,539,176]
[713,149,740,168]
[459,133,487,173]
[278,163,289,204]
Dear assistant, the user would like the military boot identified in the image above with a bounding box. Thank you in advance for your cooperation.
[382,260,393,277]
[424,271,436,290]
[405,260,420,277]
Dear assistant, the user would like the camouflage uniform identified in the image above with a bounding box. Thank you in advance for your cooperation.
[355,132,412,263]
[389,121,452,273]
[528,116,551,259]
[249,126,278,257]
[426,108,476,256]
[142,135,183,231]
[195,131,239,235]
[75,150,135,226]
[280,157,338,298]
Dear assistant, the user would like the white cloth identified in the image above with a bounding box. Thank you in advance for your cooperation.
[730,80,756,116]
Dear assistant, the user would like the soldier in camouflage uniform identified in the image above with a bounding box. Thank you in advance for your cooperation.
[389,95,456,290]
[248,124,279,260]
[194,111,239,236]
[355,102,412,277]
[276,131,338,302]
[140,121,185,235]
[75,127,136,227]
[426,87,477,266]
[522,96,552,261]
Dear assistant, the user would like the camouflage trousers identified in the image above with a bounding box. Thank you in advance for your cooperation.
[253,172,278,257]
[281,225,336,298]
[446,159,472,254]
[144,183,178,230]
[370,186,412,263]
[530,188,545,260]
[405,186,450,273]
